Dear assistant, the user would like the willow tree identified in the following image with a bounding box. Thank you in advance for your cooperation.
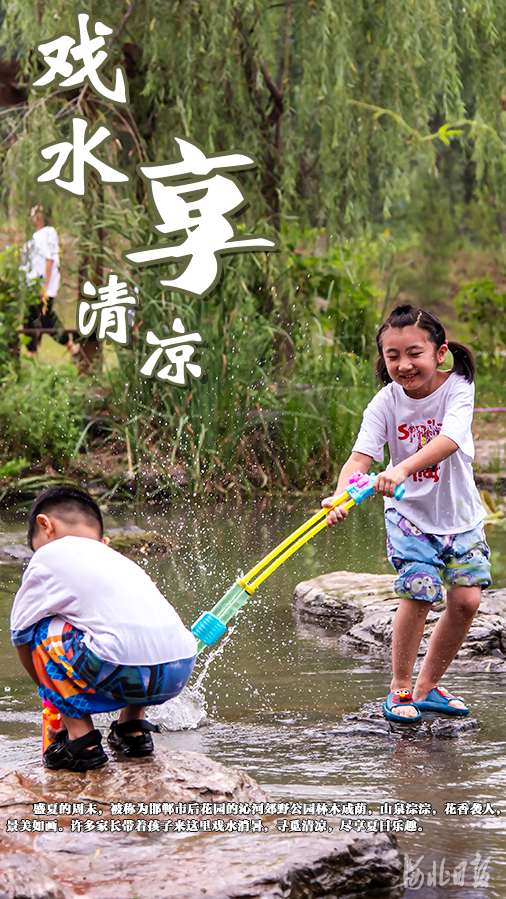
[2,0,506,489]
[3,1,506,229]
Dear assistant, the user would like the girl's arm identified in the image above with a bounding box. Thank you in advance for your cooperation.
[322,451,373,525]
[16,644,40,687]
[374,434,458,497]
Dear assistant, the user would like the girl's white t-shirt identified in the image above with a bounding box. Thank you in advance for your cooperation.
[352,373,484,534]
[11,536,197,665]
[22,226,60,297]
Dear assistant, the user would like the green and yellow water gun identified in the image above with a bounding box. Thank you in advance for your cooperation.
[191,471,405,654]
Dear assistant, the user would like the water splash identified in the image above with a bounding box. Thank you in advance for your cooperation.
[112,627,238,732]
[148,624,239,729]
[147,687,207,730]
[193,623,238,693]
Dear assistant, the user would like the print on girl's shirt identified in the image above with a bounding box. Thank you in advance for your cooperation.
[397,419,443,485]
[398,418,443,450]
[412,466,440,483]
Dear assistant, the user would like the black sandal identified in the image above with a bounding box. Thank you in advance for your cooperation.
[43,728,108,771]
[107,719,160,757]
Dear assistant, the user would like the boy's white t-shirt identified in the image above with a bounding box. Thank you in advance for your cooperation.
[352,373,484,534]
[22,226,60,297]
[11,536,197,665]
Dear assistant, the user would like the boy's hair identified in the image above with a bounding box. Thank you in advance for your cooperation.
[375,303,475,385]
[28,486,103,550]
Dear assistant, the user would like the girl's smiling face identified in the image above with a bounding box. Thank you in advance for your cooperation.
[381,324,448,398]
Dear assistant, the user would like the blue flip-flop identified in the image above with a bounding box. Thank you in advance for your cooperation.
[415,686,469,716]
[382,690,422,725]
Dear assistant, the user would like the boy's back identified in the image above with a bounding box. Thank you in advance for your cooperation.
[11,536,197,666]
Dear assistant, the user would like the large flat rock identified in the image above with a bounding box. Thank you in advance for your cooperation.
[0,747,404,899]
[0,746,267,814]
[0,828,404,899]
[293,571,506,672]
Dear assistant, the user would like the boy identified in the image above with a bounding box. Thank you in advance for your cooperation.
[11,486,197,771]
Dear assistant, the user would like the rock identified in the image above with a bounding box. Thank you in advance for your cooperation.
[0,855,65,899]
[421,715,480,738]
[293,571,506,672]
[331,701,479,739]
[292,572,398,634]
[0,747,267,814]
[0,543,32,563]
[0,748,404,899]
[0,829,404,899]
[336,709,392,738]
[106,527,179,556]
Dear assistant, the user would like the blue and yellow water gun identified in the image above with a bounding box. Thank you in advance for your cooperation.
[191,471,405,654]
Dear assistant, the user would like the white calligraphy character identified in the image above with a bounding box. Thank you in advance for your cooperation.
[140,318,203,385]
[33,14,128,104]
[37,116,129,196]
[78,273,137,345]
[124,135,277,298]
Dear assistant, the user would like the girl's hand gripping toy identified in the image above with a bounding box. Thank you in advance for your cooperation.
[191,471,405,655]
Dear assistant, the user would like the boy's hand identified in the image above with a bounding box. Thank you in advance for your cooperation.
[373,465,407,498]
[321,495,349,526]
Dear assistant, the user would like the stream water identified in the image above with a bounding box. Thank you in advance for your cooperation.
[1,496,506,897]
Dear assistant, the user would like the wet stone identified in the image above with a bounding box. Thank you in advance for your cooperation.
[0,748,404,899]
[105,527,179,556]
[293,571,506,672]
[0,747,267,812]
[331,701,480,739]
[0,543,33,563]
[0,531,178,564]
[0,829,404,899]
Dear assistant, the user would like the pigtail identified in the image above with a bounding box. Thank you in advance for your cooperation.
[447,341,475,383]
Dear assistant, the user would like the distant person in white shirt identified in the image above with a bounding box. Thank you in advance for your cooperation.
[322,304,491,726]
[11,486,197,771]
[20,205,79,358]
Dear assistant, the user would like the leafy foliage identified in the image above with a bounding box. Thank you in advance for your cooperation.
[2,3,506,492]
[3,1,506,228]
[456,275,506,366]
[0,245,33,372]
[0,363,85,468]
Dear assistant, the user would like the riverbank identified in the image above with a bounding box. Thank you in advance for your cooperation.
[2,425,506,506]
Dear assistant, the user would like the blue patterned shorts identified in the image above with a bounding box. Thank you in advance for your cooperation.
[32,616,196,718]
[385,509,492,603]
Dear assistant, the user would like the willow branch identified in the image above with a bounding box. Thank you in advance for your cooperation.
[348,100,506,152]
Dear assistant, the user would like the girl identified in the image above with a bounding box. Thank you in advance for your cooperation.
[322,304,491,724]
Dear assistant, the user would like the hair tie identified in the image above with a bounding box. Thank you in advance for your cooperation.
[444,339,448,346]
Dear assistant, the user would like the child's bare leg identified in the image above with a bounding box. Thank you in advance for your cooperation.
[389,597,432,718]
[413,585,481,708]
[50,709,148,742]
[60,713,94,740]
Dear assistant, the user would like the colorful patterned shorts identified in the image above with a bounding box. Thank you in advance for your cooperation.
[385,509,492,603]
[31,616,196,718]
